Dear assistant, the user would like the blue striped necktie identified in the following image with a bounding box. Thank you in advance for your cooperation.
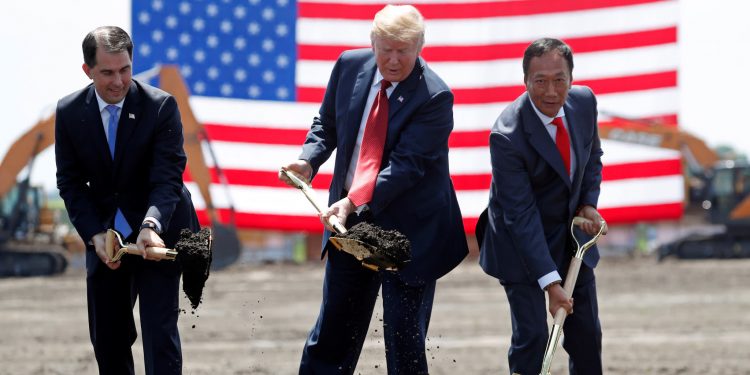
[105,105,132,239]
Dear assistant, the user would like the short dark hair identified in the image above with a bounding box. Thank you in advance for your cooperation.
[82,26,133,68]
[522,38,574,78]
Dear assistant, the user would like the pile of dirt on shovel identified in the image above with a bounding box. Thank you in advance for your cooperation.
[336,222,411,268]
[176,228,212,310]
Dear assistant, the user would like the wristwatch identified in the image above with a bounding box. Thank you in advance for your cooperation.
[139,221,161,234]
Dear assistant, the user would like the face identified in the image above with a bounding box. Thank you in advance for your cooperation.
[525,51,571,118]
[372,35,420,83]
[82,49,132,104]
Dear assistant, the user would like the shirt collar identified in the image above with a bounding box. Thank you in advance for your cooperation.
[529,98,565,125]
[372,70,399,90]
[94,89,125,113]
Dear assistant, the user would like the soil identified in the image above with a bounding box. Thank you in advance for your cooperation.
[1,255,749,374]
[176,228,212,310]
[336,222,411,268]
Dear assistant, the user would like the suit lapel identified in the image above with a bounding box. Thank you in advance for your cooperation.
[83,86,113,169]
[113,81,141,170]
[522,96,572,189]
[388,57,423,120]
[342,58,377,163]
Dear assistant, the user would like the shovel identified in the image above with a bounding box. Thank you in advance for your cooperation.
[539,216,608,375]
[105,229,177,261]
[279,168,401,271]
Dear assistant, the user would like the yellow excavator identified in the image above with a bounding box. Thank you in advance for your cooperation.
[598,111,750,258]
[0,66,241,276]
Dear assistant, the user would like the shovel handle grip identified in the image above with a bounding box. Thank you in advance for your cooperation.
[552,257,583,325]
[125,244,177,260]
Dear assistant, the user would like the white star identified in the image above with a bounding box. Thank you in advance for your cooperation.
[194,81,206,94]
[277,87,290,99]
[165,15,178,29]
[193,18,205,32]
[152,0,163,11]
[248,0,261,6]
[276,24,288,37]
[277,54,289,68]
[207,66,220,80]
[221,51,233,65]
[221,84,233,96]
[234,37,246,50]
[234,69,247,82]
[180,65,193,78]
[207,34,219,48]
[152,30,164,43]
[194,50,206,63]
[139,44,151,57]
[234,6,246,18]
[262,7,275,21]
[138,11,150,25]
[220,20,233,34]
[247,22,260,35]
[166,47,178,60]
[179,33,191,46]
[248,53,261,66]
[179,2,191,14]
[262,38,275,52]
[262,70,275,83]
[206,3,219,17]
[277,0,288,7]
[248,85,261,98]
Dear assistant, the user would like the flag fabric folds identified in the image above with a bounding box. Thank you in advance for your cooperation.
[132,0,683,232]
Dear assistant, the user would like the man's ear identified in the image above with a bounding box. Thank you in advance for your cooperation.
[82,63,92,79]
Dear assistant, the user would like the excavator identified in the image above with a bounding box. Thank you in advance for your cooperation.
[598,111,750,259]
[0,66,241,277]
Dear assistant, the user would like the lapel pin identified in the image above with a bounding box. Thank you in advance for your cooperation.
[128,113,135,119]
[397,96,404,103]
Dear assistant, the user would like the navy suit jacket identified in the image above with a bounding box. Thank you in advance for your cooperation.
[55,80,199,250]
[299,49,469,284]
[478,86,603,284]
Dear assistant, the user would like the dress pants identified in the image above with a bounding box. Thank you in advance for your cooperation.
[85,248,183,375]
[502,263,602,375]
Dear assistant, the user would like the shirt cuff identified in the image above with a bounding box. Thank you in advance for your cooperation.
[538,271,562,290]
[143,217,163,233]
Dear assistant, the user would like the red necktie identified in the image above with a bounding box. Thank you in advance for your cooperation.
[551,116,570,175]
[348,80,391,206]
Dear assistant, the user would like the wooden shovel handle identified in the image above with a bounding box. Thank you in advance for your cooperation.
[552,257,583,325]
[124,244,177,260]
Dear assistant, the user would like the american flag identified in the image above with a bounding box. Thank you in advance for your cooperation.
[132,0,683,233]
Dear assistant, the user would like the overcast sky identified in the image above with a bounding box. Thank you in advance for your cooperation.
[1,1,747,191]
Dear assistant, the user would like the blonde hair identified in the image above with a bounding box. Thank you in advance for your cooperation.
[370,5,425,51]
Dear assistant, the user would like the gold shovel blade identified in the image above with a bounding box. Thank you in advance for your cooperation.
[329,237,398,271]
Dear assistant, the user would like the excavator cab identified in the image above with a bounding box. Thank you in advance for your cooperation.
[703,161,750,232]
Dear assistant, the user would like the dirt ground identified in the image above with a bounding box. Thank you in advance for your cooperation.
[1,254,749,375]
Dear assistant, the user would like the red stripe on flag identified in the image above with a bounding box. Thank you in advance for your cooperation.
[603,159,682,180]
[204,124,309,145]
[299,27,677,62]
[297,71,677,104]
[298,0,665,19]
[598,202,683,224]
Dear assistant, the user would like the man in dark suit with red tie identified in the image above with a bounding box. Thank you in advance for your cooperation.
[55,26,199,374]
[279,4,468,374]
[476,38,606,374]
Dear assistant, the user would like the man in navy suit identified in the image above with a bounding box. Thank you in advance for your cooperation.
[55,26,199,375]
[280,5,468,374]
[476,38,606,375]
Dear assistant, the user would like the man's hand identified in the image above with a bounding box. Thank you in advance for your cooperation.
[279,160,313,187]
[547,283,574,317]
[321,197,356,233]
[92,232,120,270]
[577,205,608,236]
[137,228,166,261]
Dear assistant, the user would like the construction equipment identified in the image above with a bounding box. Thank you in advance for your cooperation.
[597,112,750,258]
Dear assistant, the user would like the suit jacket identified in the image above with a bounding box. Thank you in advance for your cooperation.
[55,80,199,249]
[299,49,469,284]
[477,86,603,284]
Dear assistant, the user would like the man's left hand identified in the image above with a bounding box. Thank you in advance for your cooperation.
[321,197,356,233]
[136,228,166,261]
[577,205,608,236]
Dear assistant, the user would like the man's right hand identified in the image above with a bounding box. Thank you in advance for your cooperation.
[92,232,120,270]
[547,283,573,317]
[279,160,313,187]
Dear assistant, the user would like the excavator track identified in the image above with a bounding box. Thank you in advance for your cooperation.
[0,242,68,277]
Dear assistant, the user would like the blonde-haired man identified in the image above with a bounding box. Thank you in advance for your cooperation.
[280,4,468,374]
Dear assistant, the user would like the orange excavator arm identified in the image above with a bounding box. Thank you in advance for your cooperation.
[0,115,55,200]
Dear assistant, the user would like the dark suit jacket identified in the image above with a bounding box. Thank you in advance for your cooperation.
[55,80,199,249]
[478,86,603,284]
[299,49,469,284]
